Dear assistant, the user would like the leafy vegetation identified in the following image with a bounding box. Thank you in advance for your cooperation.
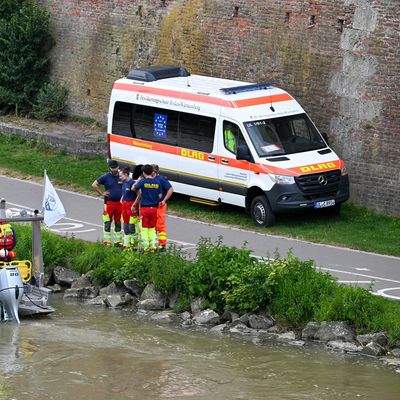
[33,81,69,121]
[13,226,400,343]
[0,0,55,115]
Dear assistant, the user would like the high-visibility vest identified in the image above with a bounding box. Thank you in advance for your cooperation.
[224,129,236,153]
[0,223,16,250]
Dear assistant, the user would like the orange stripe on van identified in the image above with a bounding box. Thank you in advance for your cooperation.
[109,134,341,177]
[112,83,294,109]
[110,134,177,156]
[232,93,293,108]
[110,134,220,164]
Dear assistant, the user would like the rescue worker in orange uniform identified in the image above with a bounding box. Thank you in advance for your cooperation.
[152,164,174,249]
[92,160,123,246]
[0,215,17,262]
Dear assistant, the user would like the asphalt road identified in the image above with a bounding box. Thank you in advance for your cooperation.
[1,175,399,300]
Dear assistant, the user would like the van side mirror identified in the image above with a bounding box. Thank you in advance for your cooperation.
[236,144,253,162]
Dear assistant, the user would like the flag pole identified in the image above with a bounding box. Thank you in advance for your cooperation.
[31,169,46,286]
[42,169,46,216]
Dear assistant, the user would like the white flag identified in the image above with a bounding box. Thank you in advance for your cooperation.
[42,172,66,227]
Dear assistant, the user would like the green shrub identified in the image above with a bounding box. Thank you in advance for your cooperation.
[269,255,337,326]
[110,250,149,287]
[73,242,117,275]
[147,246,192,297]
[222,261,273,312]
[316,284,385,331]
[187,237,256,311]
[33,81,68,120]
[0,0,54,114]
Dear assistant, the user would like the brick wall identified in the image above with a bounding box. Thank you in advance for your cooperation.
[39,0,400,216]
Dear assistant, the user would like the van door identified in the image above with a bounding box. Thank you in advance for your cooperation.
[217,120,250,207]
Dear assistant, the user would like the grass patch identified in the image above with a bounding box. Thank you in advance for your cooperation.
[1,133,399,256]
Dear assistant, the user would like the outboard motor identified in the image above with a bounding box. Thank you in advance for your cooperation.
[0,266,24,323]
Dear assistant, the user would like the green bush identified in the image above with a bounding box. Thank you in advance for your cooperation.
[109,250,149,287]
[268,255,337,325]
[222,261,273,312]
[147,246,192,297]
[316,285,385,330]
[0,0,54,114]
[187,237,256,311]
[32,81,68,121]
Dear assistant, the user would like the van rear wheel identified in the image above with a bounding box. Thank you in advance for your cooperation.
[250,196,276,227]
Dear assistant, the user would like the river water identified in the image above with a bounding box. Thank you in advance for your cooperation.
[0,295,399,400]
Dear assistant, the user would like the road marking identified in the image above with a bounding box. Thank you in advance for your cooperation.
[337,280,372,284]
[319,267,400,284]
[375,287,400,300]
[7,203,100,234]
[355,267,370,271]
[49,222,96,234]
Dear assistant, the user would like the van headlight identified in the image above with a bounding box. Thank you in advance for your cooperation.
[341,165,348,176]
[269,173,295,185]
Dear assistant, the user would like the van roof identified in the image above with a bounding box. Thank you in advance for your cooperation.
[112,66,301,116]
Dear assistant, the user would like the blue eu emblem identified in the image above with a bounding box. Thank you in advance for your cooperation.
[153,114,168,139]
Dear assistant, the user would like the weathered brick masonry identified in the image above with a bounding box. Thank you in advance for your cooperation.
[39,0,399,216]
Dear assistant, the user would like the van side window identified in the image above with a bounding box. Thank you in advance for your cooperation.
[223,121,243,154]
[133,104,179,145]
[112,101,215,151]
[179,113,216,153]
[112,102,132,137]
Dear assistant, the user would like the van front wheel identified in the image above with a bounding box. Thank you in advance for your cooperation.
[250,196,276,227]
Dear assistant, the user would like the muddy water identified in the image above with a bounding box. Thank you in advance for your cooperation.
[0,296,399,400]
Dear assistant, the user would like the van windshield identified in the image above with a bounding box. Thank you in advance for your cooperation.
[243,113,326,157]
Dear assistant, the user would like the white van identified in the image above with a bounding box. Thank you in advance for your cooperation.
[107,66,349,226]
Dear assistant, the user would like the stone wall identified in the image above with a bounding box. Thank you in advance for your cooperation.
[38,0,400,216]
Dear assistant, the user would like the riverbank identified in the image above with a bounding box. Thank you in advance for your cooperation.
[13,224,400,371]
[1,122,399,256]
[9,294,400,400]
[50,264,400,373]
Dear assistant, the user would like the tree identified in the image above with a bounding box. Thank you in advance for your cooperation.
[0,0,54,115]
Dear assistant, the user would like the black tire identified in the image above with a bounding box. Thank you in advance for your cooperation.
[322,203,342,217]
[250,196,276,227]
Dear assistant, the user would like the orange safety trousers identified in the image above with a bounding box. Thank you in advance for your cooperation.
[156,202,167,246]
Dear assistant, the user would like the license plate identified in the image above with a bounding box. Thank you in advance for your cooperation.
[314,199,335,209]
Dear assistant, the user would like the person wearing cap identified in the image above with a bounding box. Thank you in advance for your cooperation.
[92,160,123,246]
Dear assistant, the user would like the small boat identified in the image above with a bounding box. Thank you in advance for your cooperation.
[0,260,55,322]
[0,198,55,323]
